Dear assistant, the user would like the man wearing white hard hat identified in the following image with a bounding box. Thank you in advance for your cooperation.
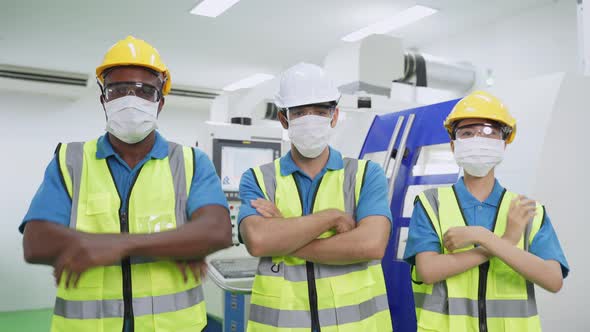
[238,63,393,331]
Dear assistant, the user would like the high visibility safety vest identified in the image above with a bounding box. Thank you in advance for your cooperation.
[51,139,206,332]
[412,186,544,332]
[247,158,392,332]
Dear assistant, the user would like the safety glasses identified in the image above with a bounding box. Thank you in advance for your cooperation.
[101,82,162,102]
[287,103,336,120]
[454,123,504,140]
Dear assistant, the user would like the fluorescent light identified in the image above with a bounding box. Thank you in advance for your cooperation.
[223,73,274,91]
[342,5,437,42]
[190,0,241,17]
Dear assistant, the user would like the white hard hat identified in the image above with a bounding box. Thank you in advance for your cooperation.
[275,62,341,109]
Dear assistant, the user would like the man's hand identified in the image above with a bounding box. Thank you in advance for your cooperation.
[176,260,208,283]
[53,234,129,288]
[251,199,283,218]
[316,209,356,234]
[503,195,537,244]
[443,226,489,252]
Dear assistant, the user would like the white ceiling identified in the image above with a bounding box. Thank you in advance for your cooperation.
[0,0,553,91]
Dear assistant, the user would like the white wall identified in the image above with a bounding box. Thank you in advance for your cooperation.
[0,87,211,312]
[488,73,585,331]
[419,0,578,87]
[532,74,589,331]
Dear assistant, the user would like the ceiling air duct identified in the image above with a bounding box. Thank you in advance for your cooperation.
[0,64,88,87]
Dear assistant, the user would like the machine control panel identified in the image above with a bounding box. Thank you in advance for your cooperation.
[228,200,241,245]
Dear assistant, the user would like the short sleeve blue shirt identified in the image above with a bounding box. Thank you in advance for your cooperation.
[403,177,569,278]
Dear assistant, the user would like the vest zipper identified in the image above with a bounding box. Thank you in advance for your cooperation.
[478,261,490,332]
[306,262,320,331]
[119,210,134,332]
[106,160,144,332]
[306,175,324,332]
[449,186,506,332]
[121,168,144,332]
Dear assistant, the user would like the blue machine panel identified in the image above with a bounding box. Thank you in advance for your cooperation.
[359,99,461,332]
[224,292,245,332]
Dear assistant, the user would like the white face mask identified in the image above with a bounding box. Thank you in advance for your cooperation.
[453,136,505,177]
[104,96,159,144]
[287,115,333,158]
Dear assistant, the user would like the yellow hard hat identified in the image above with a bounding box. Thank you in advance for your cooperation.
[96,36,171,95]
[444,90,517,143]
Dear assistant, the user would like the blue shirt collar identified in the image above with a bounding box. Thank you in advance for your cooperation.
[96,131,169,160]
[279,146,344,176]
[454,177,505,209]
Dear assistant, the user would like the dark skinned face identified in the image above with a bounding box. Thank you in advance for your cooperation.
[100,66,165,115]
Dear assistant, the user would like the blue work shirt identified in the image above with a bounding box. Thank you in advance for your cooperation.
[403,177,569,278]
[20,131,228,332]
[238,146,393,233]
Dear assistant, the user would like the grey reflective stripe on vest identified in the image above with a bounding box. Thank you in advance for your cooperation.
[54,285,204,319]
[414,279,538,318]
[258,162,276,203]
[168,142,188,226]
[422,188,440,219]
[249,293,389,328]
[524,220,533,252]
[257,257,380,282]
[342,158,358,217]
[65,142,84,229]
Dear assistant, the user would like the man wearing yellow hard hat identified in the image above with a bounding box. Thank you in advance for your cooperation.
[404,91,569,331]
[19,36,232,331]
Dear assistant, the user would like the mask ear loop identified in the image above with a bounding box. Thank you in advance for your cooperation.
[96,77,106,98]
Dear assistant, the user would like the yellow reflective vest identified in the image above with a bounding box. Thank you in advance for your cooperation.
[51,139,206,332]
[247,158,392,332]
[412,186,544,332]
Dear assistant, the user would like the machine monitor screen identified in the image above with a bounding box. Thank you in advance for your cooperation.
[221,146,274,191]
[212,139,282,194]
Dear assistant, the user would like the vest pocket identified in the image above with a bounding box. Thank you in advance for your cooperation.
[491,260,526,299]
[329,267,376,324]
[85,193,111,215]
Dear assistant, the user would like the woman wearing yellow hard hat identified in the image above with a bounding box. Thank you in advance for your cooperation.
[404,91,569,331]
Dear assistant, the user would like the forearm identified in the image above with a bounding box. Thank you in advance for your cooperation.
[292,236,374,265]
[416,248,491,284]
[23,220,81,265]
[241,213,337,257]
[479,232,563,292]
[126,206,232,260]
[292,217,390,265]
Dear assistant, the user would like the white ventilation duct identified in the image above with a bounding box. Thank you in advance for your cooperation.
[0,64,219,100]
